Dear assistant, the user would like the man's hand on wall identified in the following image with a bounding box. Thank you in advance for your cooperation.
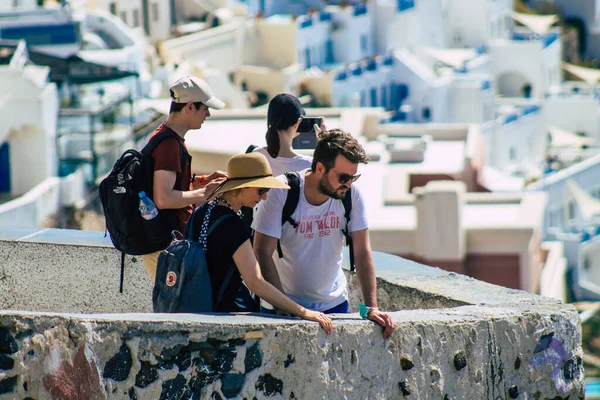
[368,309,396,339]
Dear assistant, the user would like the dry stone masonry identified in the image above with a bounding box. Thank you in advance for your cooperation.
[0,229,586,399]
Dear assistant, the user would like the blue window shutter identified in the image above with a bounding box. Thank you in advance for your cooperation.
[326,40,334,63]
[370,87,377,107]
[381,85,388,109]
[397,84,409,103]
[0,142,10,193]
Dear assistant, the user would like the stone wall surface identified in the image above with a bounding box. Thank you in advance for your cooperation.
[0,234,466,313]
[0,228,586,399]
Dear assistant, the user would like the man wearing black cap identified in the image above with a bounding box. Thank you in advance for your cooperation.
[141,76,227,282]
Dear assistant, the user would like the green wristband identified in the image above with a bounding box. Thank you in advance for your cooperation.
[359,303,369,319]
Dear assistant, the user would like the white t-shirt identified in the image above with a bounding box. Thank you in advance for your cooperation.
[251,169,369,311]
[255,147,312,177]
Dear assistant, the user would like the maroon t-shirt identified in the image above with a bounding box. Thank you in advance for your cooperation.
[149,122,193,233]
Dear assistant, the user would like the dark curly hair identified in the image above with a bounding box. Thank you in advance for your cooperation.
[311,129,368,172]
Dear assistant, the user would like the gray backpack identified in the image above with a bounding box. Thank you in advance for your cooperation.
[152,209,235,313]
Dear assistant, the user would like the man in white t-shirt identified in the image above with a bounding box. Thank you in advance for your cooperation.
[252,129,395,338]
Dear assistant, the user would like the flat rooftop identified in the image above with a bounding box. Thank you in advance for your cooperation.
[133,105,540,232]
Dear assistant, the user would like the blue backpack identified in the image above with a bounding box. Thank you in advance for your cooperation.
[152,209,235,313]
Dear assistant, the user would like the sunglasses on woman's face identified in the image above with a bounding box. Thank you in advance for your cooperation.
[258,188,270,196]
[329,169,361,185]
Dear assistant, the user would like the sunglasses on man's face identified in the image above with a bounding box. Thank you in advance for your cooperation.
[329,169,361,185]
[258,187,270,196]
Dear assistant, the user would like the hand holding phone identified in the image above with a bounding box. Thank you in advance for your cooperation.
[292,117,322,149]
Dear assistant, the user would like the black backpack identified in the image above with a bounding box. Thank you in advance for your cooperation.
[153,209,236,313]
[99,131,189,292]
[278,171,355,271]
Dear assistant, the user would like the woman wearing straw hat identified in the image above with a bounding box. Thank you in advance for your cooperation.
[187,152,333,333]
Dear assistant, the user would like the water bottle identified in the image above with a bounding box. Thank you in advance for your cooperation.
[138,191,158,220]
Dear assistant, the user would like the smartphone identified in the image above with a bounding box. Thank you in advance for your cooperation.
[292,117,321,149]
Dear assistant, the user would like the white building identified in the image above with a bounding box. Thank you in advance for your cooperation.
[372,0,445,53]
[0,42,59,197]
[483,100,547,179]
[0,0,37,11]
[0,6,153,96]
[330,56,396,109]
[76,0,174,43]
[544,83,600,143]
[527,154,600,239]
[526,160,600,300]
[489,28,562,98]
[442,0,512,48]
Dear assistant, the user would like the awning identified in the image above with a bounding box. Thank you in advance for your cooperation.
[566,180,600,222]
[562,62,600,85]
[421,47,477,70]
[0,40,138,85]
[548,125,595,148]
[511,12,559,35]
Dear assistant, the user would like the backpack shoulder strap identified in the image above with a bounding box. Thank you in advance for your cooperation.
[207,213,236,236]
[245,144,259,154]
[205,213,238,308]
[341,188,352,228]
[184,205,203,240]
[141,130,189,189]
[281,171,301,227]
[340,189,355,272]
[141,130,179,155]
[277,172,301,258]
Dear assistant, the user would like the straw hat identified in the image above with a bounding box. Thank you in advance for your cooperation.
[214,152,290,196]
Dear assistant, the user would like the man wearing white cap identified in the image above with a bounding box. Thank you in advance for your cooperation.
[141,76,227,282]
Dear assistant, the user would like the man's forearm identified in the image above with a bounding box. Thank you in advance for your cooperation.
[256,252,285,293]
[355,251,377,307]
[155,188,207,210]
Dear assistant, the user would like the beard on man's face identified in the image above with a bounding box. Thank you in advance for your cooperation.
[317,173,348,200]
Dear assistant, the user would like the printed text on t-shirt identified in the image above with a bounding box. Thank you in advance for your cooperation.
[296,212,340,239]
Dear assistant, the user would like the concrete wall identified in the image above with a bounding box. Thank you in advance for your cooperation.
[0,228,585,399]
[0,170,87,229]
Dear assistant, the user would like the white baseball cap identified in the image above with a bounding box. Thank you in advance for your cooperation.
[169,76,225,110]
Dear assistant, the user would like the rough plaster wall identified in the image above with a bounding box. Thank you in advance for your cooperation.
[0,236,585,399]
[0,306,584,400]
[0,240,466,314]
[0,240,153,313]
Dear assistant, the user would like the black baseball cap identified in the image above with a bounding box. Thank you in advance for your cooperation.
[267,93,306,127]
